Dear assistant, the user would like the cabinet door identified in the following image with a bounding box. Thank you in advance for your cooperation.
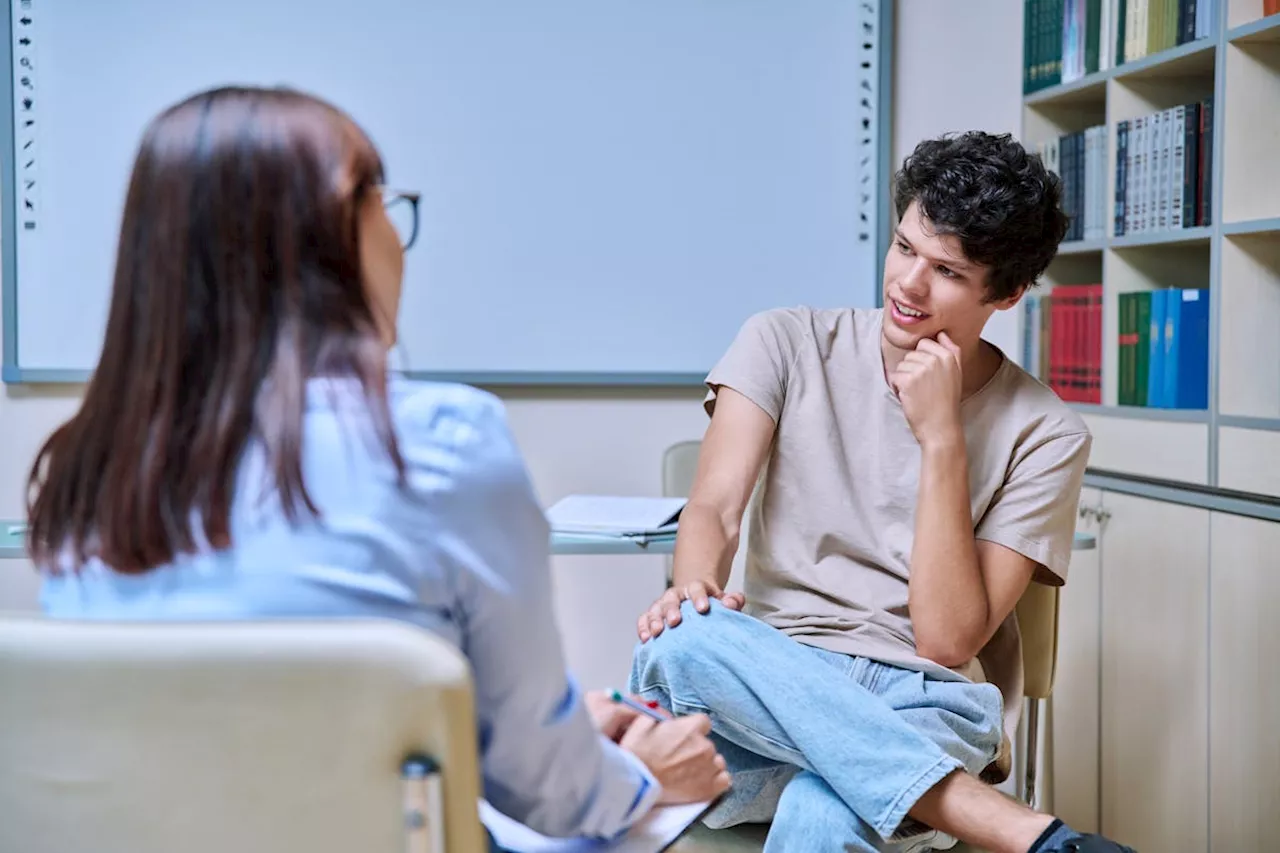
[1048,487,1102,832]
[1100,493,1210,853]
[1209,513,1280,852]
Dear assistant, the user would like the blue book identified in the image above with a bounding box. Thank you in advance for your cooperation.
[1162,292,1181,409]
[1146,289,1168,408]
[1174,288,1209,409]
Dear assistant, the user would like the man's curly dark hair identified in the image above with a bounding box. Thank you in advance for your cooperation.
[892,131,1070,303]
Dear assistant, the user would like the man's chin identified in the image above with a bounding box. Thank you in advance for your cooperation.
[882,322,927,351]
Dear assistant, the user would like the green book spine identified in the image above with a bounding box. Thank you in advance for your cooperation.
[1051,0,1064,86]
[1116,0,1127,66]
[1024,0,1032,91]
[1118,293,1132,404]
[1086,0,1102,73]
[1134,291,1152,406]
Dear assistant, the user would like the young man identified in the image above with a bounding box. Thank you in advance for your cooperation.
[629,132,1134,853]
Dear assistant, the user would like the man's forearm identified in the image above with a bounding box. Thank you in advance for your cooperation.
[670,502,737,589]
[908,439,988,666]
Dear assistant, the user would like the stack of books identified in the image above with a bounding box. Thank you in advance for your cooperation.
[1023,0,1221,95]
[1038,125,1109,242]
[1113,99,1214,236]
[1022,284,1104,404]
[1117,287,1209,409]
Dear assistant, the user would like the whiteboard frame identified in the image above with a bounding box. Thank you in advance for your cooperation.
[1,0,893,387]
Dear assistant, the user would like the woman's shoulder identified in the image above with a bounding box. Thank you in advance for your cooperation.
[383,379,524,479]
[304,376,519,479]
[387,378,508,440]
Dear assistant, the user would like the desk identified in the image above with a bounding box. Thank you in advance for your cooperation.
[551,531,1098,556]
[0,524,1098,560]
[0,522,25,560]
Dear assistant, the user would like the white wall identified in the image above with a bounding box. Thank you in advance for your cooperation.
[0,0,1027,691]
[892,0,1025,357]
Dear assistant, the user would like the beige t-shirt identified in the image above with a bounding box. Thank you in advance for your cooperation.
[704,306,1091,749]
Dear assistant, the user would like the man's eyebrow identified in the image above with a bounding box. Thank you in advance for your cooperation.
[894,227,975,270]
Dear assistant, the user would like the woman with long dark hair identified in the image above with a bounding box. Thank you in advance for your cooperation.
[27,85,728,842]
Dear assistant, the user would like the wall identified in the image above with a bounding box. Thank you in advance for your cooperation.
[892,0,1025,358]
[0,0,1027,691]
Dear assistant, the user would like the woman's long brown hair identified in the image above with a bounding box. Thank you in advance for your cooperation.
[26,85,404,574]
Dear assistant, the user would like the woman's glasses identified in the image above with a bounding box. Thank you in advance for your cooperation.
[381,188,421,251]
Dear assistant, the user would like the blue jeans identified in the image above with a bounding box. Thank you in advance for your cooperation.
[629,600,1003,852]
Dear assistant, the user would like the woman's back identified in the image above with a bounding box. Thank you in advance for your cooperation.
[39,378,527,645]
[25,83,728,843]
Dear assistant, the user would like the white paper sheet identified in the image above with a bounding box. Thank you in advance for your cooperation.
[479,799,709,852]
[544,495,686,536]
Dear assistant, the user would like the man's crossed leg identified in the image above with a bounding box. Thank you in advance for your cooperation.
[630,600,1131,853]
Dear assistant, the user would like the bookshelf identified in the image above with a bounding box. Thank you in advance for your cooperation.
[1019,0,1280,498]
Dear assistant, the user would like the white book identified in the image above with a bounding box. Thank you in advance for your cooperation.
[545,494,686,537]
[1170,104,1186,229]
[479,799,711,853]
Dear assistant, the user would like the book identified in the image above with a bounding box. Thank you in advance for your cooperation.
[479,799,712,853]
[545,495,686,538]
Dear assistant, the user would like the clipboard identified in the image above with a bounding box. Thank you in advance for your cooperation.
[479,795,721,853]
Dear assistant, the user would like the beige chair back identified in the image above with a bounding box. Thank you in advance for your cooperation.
[0,615,488,853]
[663,440,703,501]
[1014,581,1059,699]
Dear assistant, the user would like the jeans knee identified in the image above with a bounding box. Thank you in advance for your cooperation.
[631,599,728,689]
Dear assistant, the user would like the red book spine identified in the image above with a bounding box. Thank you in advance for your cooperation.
[1089,283,1103,403]
[1063,291,1078,402]
[1069,291,1082,402]
[1049,294,1063,398]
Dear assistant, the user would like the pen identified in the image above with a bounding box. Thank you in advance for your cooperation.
[609,689,667,722]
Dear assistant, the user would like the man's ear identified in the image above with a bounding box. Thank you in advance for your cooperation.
[993,283,1030,311]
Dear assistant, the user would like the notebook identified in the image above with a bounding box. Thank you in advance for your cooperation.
[545,495,686,538]
[479,799,711,853]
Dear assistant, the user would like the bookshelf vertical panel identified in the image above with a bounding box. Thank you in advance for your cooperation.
[1218,234,1280,418]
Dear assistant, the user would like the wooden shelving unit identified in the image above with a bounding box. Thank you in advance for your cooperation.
[1019,0,1280,499]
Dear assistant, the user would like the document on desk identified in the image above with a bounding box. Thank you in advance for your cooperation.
[479,799,710,852]
[545,495,686,538]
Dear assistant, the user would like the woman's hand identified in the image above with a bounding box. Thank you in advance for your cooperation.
[584,689,668,742]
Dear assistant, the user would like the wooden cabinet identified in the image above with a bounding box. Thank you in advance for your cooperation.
[1051,488,1280,852]
[1048,487,1102,833]
[1099,492,1210,853]
[1209,513,1280,853]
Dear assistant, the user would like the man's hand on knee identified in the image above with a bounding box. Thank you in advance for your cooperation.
[636,581,746,642]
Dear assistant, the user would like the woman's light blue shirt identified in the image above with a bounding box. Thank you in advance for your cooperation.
[39,377,658,839]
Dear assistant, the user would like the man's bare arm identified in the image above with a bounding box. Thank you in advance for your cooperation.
[890,334,1040,667]
[907,443,1037,667]
[636,387,775,641]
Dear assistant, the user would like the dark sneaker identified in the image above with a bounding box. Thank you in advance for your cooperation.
[1042,832,1137,853]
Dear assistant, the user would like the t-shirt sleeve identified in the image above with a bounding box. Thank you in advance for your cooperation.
[975,429,1092,585]
[703,309,804,422]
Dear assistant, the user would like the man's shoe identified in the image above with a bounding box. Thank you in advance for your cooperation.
[889,817,957,852]
[1039,831,1137,853]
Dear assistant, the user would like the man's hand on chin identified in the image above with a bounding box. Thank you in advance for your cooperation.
[888,332,965,450]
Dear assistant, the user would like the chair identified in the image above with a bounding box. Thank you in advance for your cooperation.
[1012,580,1059,808]
[662,440,704,586]
[660,441,1064,851]
[0,615,489,853]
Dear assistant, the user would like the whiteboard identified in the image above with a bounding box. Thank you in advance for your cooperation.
[2,0,890,385]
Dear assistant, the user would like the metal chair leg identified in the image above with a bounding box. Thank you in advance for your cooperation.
[1024,697,1040,808]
